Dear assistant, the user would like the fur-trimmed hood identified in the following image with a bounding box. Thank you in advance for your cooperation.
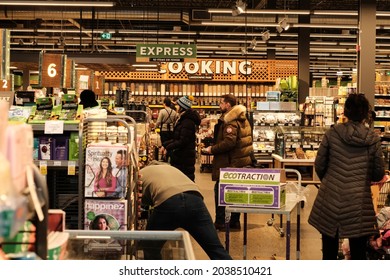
[223,104,247,123]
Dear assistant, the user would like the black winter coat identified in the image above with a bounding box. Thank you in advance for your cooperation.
[308,121,385,238]
[164,109,201,181]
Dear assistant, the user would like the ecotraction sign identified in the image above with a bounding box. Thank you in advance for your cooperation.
[218,168,286,208]
[136,44,197,62]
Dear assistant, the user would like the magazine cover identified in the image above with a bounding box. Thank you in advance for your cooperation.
[84,199,128,231]
[84,145,129,198]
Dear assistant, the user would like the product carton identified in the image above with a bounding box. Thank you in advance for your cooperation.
[218,168,286,209]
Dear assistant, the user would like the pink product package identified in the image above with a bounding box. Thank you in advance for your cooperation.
[6,124,33,193]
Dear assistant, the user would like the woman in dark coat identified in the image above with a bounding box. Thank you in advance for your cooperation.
[163,96,201,181]
[308,93,385,260]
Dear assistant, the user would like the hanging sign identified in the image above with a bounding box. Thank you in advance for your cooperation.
[136,44,197,62]
[39,52,66,88]
[65,59,75,89]
[0,75,12,92]
[92,75,104,96]
[76,70,93,92]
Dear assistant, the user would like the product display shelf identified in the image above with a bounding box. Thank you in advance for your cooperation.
[374,93,390,132]
[78,115,138,230]
[251,103,300,166]
[31,122,81,167]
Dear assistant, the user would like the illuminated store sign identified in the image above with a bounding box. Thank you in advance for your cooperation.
[160,60,252,75]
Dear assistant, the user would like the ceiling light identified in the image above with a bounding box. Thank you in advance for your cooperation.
[232,0,246,16]
[249,38,257,50]
[276,25,283,33]
[0,1,115,7]
[261,31,271,42]
[279,18,290,31]
[241,47,248,55]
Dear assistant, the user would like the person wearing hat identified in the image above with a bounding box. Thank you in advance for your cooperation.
[162,96,201,181]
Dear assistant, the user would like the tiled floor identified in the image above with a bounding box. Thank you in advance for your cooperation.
[191,164,323,260]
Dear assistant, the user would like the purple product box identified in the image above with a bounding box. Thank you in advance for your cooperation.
[38,137,53,160]
[53,137,69,160]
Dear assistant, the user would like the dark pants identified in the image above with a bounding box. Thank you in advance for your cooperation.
[214,181,240,225]
[141,192,232,260]
[322,232,369,260]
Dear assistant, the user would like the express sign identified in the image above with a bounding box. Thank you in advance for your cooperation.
[136,44,197,60]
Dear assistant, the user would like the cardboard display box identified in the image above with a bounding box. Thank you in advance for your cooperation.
[218,168,286,209]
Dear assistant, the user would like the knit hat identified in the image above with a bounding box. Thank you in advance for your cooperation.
[177,96,193,110]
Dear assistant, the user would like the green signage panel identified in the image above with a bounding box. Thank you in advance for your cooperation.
[100,32,112,40]
[136,44,197,59]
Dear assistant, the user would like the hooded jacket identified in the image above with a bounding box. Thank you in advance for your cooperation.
[164,108,201,181]
[211,104,253,181]
[308,121,385,238]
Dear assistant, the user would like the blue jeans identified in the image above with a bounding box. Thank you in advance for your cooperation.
[142,192,232,260]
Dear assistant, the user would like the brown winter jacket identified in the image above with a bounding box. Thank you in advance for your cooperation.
[308,121,385,239]
[211,105,253,181]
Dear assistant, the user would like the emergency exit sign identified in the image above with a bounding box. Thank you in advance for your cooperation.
[100,32,112,40]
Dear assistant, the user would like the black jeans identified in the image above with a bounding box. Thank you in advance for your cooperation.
[214,181,240,225]
[322,232,369,260]
[141,192,232,260]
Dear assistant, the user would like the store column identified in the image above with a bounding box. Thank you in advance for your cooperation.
[357,0,376,106]
[298,0,310,105]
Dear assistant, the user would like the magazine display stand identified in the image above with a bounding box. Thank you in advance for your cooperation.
[78,115,138,228]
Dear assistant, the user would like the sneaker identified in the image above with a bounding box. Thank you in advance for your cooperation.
[229,221,241,230]
[214,223,226,231]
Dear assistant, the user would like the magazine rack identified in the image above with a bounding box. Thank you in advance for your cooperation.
[78,115,138,230]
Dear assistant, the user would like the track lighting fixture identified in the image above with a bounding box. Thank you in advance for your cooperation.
[18,39,24,46]
[261,30,271,41]
[249,38,257,50]
[241,47,248,55]
[232,0,246,16]
[279,18,290,31]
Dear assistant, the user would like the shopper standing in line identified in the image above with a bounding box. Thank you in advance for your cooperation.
[79,89,99,109]
[162,96,201,181]
[139,161,232,260]
[308,93,385,260]
[202,94,253,230]
[155,97,178,161]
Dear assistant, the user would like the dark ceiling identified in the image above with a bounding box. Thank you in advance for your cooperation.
[2,0,390,78]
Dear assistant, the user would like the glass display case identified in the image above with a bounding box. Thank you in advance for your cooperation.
[252,109,301,166]
[274,126,327,159]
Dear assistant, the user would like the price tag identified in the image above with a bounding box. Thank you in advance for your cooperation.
[68,161,76,175]
[39,161,47,175]
[44,120,64,134]
[53,161,62,166]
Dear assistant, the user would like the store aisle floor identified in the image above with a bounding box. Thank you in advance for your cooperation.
[191,164,323,260]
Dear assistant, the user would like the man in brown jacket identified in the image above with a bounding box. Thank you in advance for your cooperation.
[203,94,253,230]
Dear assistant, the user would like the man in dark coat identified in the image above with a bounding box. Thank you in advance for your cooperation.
[203,94,253,230]
[163,96,201,181]
[308,93,385,260]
